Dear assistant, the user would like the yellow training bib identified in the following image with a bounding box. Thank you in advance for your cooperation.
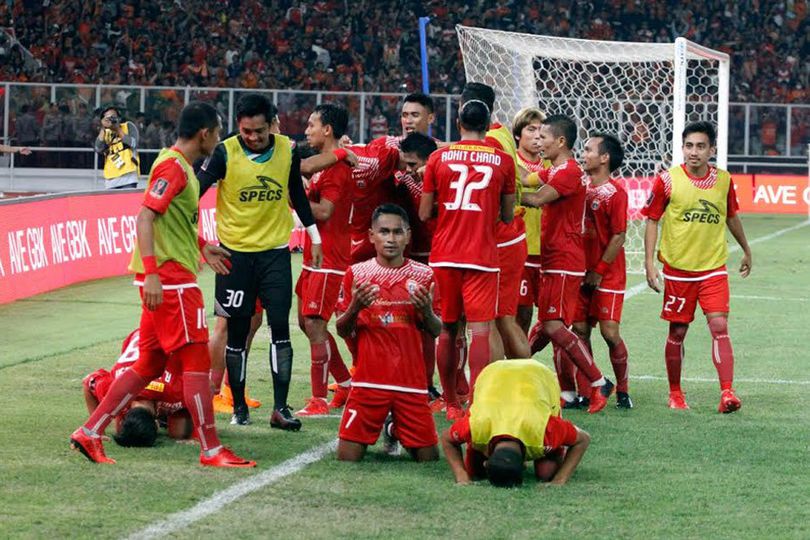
[659,166,730,271]
[217,135,294,252]
[102,123,138,179]
[469,359,561,460]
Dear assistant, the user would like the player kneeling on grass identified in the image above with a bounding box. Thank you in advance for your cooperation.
[83,329,193,446]
[441,359,590,487]
[70,102,254,468]
[335,204,440,462]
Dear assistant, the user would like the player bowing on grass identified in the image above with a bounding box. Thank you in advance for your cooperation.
[70,102,255,467]
[296,104,355,417]
[573,133,632,409]
[643,121,752,413]
[419,99,515,420]
[521,115,614,414]
[441,359,591,487]
[335,204,440,462]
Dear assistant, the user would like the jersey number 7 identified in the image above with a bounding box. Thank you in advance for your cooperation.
[445,164,493,212]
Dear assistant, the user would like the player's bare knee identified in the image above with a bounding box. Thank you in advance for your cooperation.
[599,325,621,346]
[707,315,728,334]
[303,316,328,341]
[336,440,366,462]
[410,445,439,462]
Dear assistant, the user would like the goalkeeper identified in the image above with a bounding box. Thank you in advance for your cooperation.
[440,359,590,487]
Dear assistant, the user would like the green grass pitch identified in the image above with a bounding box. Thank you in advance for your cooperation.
[1,214,808,539]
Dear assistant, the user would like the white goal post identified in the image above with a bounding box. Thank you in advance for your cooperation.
[456,25,731,272]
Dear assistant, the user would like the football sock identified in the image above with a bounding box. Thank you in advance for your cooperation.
[225,347,247,410]
[436,329,458,405]
[665,324,688,392]
[422,332,436,387]
[310,340,329,399]
[326,332,351,385]
[468,325,491,391]
[549,326,604,385]
[553,343,576,393]
[609,339,629,393]
[455,334,469,396]
[83,368,147,436]
[708,317,734,390]
[529,322,550,355]
[575,364,591,396]
[267,316,294,410]
[182,371,222,456]
[270,341,293,410]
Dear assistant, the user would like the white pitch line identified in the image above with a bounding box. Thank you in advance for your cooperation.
[730,294,809,302]
[126,439,338,540]
[631,374,810,386]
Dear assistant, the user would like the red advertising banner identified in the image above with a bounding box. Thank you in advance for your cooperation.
[0,189,218,304]
[737,175,810,214]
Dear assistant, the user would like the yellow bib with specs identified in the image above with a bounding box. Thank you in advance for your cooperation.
[659,166,730,271]
[102,123,138,179]
[469,359,561,460]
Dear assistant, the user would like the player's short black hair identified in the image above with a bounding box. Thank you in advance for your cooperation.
[313,103,349,139]
[591,132,625,172]
[113,407,158,447]
[544,114,578,150]
[236,92,278,123]
[177,102,220,139]
[461,82,496,112]
[487,444,524,488]
[403,92,434,114]
[399,132,437,160]
[372,203,410,228]
[458,99,491,133]
[682,121,716,146]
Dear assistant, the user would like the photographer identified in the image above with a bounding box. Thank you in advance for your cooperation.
[94,106,140,189]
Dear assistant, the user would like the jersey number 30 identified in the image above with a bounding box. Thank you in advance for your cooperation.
[444,164,493,212]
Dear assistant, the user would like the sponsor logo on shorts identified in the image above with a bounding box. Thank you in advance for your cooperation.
[308,301,319,309]
[682,199,721,224]
[239,175,284,202]
[547,306,557,314]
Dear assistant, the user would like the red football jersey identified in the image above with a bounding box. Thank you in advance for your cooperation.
[304,161,353,272]
[366,134,404,151]
[423,141,515,271]
[584,179,628,290]
[394,171,435,257]
[346,144,400,236]
[337,258,436,393]
[107,330,183,406]
[539,159,588,274]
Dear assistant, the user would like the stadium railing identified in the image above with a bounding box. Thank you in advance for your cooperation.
[0,81,807,178]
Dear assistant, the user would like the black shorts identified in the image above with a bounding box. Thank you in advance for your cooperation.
[215,245,292,319]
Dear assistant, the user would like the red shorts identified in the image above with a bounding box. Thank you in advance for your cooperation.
[339,386,438,449]
[139,285,208,354]
[496,238,528,317]
[661,273,730,323]
[295,268,344,320]
[432,267,498,323]
[575,288,625,324]
[350,233,376,264]
[519,256,543,308]
[538,272,584,326]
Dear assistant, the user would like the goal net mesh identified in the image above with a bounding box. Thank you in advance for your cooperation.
[457,25,725,273]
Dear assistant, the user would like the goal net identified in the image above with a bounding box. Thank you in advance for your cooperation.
[456,25,730,273]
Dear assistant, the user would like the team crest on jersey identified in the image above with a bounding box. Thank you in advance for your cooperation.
[591,199,601,211]
[406,279,419,294]
[150,178,169,198]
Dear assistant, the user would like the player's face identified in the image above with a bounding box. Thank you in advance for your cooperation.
[518,121,542,156]
[305,112,327,150]
[401,103,434,135]
[682,132,714,170]
[581,137,604,174]
[238,115,272,152]
[370,213,410,262]
[200,122,222,157]
[538,124,560,159]
[400,151,427,178]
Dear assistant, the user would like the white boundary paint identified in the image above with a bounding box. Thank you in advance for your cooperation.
[127,440,338,540]
[126,219,810,538]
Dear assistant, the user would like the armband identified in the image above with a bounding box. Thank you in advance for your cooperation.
[594,260,610,276]
[142,255,158,275]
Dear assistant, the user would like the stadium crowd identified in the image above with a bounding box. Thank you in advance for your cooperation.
[1,0,806,104]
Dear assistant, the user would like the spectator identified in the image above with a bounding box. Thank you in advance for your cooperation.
[94,105,140,189]
[41,103,63,167]
[74,102,96,167]
[14,104,39,167]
